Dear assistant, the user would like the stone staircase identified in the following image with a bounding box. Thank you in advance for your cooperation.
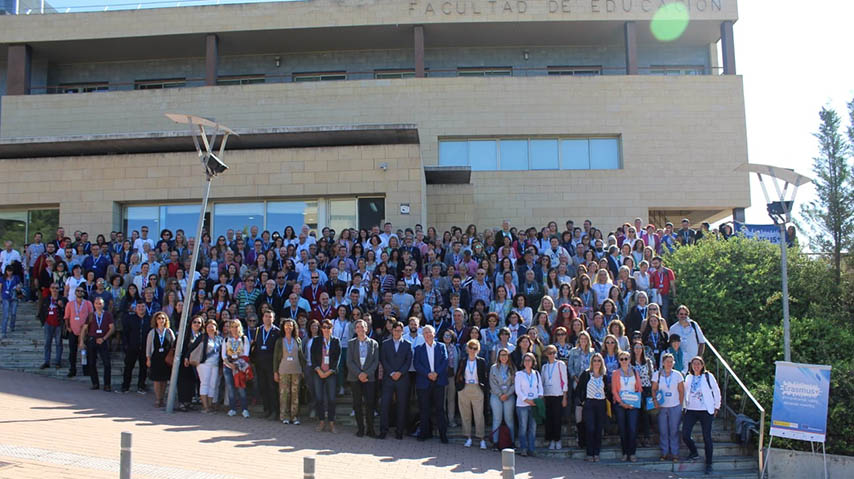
[0,302,759,478]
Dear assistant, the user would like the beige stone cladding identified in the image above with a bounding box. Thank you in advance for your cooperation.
[0,144,423,235]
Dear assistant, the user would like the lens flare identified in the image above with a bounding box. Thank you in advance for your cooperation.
[650,2,690,42]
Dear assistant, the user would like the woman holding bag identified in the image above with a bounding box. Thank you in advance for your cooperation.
[611,351,642,462]
[222,319,252,418]
[514,352,543,457]
[145,311,176,408]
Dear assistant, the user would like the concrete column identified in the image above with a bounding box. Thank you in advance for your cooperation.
[6,44,32,95]
[414,25,425,78]
[205,34,219,86]
[624,22,638,75]
[720,21,736,75]
[732,207,745,223]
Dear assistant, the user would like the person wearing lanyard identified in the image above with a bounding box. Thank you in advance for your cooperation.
[514,352,543,457]
[255,279,282,320]
[455,339,488,450]
[274,318,304,425]
[145,311,176,408]
[414,325,450,443]
[347,319,380,437]
[577,352,609,462]
[63,285,93,378]
[541,344,569,451]
[682,356,722,474]
[652,353,685,462]
[84,297,114,391]
[310,319,341,433]
[488,347,516,450]
[611,351,643,462]
[38,283,65,369]
[1,265,22,339]
[177,315,204,412]
[254,310,281,420]
[222,319,251,418]
[121,302,151,393]
[379,320,412,440]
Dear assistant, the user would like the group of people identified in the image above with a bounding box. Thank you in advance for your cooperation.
[0,216,723,473]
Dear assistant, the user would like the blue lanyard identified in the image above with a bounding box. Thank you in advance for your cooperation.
[95,312,104,329]
[466,359,477,377]
[526,371,535,390]
[284,337,294,354]
[545,362,556,384]
[157,328,166,346]
[663,370,673,389]
[262,327,271,345]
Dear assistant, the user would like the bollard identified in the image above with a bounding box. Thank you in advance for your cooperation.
[303,456,316,479]
[501,448,515,479]
[120,431,132,479]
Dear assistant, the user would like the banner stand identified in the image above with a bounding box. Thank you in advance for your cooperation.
[763,361,831,479]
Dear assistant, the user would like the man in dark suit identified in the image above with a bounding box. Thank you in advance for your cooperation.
[121,302,151,393]
[347,319,380,437]
[606,245,621,279]
[379,320,412,439]
[413,324,449,443]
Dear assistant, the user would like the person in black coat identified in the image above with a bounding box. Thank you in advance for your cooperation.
[176,314,204,411]
[253,310,281,420]
[576,353,611,461]
[379,320,413,439]
[310,318,341,433]
[121,302,151,393]
[454,339,489,449]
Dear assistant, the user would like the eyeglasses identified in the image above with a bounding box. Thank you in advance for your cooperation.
[619,358,630,362]
[321,325,332,329]
[556,332,566,336]
[546,351,555,355]
[592,359,602,363]
[467,346,478,350]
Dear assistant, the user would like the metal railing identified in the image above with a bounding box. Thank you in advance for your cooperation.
[704,338,766,478]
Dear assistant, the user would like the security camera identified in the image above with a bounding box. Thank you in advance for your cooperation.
[379,162,389,171]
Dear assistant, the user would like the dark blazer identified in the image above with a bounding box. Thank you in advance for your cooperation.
[607,255,621,280]
[37,295,66,326]
[454,356,488,392]
[122,313,151,351]
[254,292,283,318]
[380,337,412,380]
[625,305,648,336]
[252,324,281,358]
[575,369,612,405]
[414,341,449,389]
[310,336,342,375]
[346,336,380,382]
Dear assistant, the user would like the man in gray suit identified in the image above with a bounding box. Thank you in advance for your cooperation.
[347,319,380,437]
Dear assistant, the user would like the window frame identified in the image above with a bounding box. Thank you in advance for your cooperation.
[374,69,417,79]
[546,65,603,76]
[134,78,187,90]
[54,82,110,94]
[438,136,622,171]
[216,74,266,86]
[457,66,513,77]
[292,71,347,82]
[647,65,705,76]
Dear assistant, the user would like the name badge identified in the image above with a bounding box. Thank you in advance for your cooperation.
[528,393,534,398]
[595,393,603,399]
[74,316,80,321]
[261,346,268,351]
[158,348,164,352]
[231,354,238,359]
[467,379,476,384]
[96,329,103,334]
[287,356,294,361]
[665,392,673,397]
[323,356,329,365]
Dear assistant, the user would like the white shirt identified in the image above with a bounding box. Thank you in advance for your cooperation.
[463,358,478,384]
[541,360,568,396]
[64,275,85,302]
[653,369,684,408]
[514,369,544,407]
[669,320,705,371]
[424,341,436,373]
[0,249,22,274]
[684,372,722,414]
[133,237,155,254]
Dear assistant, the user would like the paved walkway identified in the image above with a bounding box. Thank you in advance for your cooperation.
[0,370,672,479]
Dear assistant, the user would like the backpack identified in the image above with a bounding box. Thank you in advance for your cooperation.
[495,421,513,449]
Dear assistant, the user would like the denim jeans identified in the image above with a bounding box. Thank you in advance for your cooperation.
[683,409,714,464]
[516,405,537,453]
[490,393,516,443]
[1,298,17,335]
[583,399,607,457]
[315,373,338,421]
[615,404,639,456]
[658,405,682,457]
[43,323,63,365]
[222,366,248,412]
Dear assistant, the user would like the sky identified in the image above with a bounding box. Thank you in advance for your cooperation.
[25,0,854,234]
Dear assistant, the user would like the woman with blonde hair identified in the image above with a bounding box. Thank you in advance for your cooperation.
[611,350,642,462]
[222,318,251,418]
[488,347,516,449]
[145,311,176,408]
[576,352,609,462]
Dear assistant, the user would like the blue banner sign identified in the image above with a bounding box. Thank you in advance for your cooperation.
[770,361,831,443]
[733,222,781,244]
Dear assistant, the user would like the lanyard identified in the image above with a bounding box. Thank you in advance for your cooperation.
[650,332,658,349]
[663,370,673,389]
[157,328,166,346]
[284,337,295,354]
[73,300,84,318]
[146,303,154,316]
[545,362,556,384]
[277,286,287,297]
[262,326,272,345]
[621,370,632,388]
[266,296,273,305]
[526,371,535,391]
[95,311,104,329]
[466,359,477,377]
[500,365,508,381]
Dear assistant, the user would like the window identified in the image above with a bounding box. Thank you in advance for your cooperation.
[54,82,109,94]
[134,78,186,90]
[266,201,318,233]
[328,199,357,233]
[457,67,512,77]
[547,66,602,76]
[648,65,704,76]
[0,209,59,248]
[160,205,202,237]
[293,71,347,82]
[374,69,416,79]
[217,75,266,86]
[213,203,264,239]
[438,136,621,171]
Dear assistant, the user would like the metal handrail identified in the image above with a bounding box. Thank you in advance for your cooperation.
[704,338,766,478]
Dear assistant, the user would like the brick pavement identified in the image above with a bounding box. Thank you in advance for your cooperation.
[0,369,674,479]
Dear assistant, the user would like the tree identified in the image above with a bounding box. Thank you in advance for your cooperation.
[799,104,854,283]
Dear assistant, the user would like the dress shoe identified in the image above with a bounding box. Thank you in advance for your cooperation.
[40,363,50,370]
[66,371,76,378]
[356,429,365,437]
[103,386,112,392]
[395,433,403,440]
[90,384,99,390]
[366,430,376,438]
[377,432,387,440]
[440,435,449,444]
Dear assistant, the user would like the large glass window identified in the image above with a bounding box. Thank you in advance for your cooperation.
[0,211,27,249]
[328,199,357,233]
[439,136,620,171]
[267,201,318,233]
[468,140,498,171]
[125,206,159,236]
[213,202,264,239]
[160,205,201,236]
[530,139,559,170]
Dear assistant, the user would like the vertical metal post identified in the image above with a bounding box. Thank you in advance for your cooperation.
[120,431,132,479]
[779,222,790,362]
[501,448,515,479]
[165,177,212,413]
[303,456,316,479]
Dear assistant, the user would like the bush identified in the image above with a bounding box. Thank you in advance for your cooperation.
[666,236,854,455]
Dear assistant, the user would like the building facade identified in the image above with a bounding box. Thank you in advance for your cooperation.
[0,0,748,244]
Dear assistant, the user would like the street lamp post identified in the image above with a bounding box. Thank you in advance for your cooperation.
[742,164,811,362]
[164,114,236,414]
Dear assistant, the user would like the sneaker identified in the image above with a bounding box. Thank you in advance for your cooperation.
[555,440,562,450]
[292,418,300,425]
[704,464,713,474]
[520,450,528,457]
[309,410,316,419]
[629,455,637,462]
[479,440,487,450]
[593,455,600,462]
[282,419,290,425]
[687,453,700,461]
[227,409,237,417]
[350,410,355,416]
[40,363,50,370]
[463,438,472,448]
[242,409,250,418]
[622,454,628,462]
[316,421,325,432]
[547,441,554,450]
[585,456,594,462]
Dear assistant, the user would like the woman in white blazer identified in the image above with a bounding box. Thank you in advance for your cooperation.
[682,356,721,475]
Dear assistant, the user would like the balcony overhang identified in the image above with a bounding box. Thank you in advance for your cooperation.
[424,165,471,184]
[0,123,419,159]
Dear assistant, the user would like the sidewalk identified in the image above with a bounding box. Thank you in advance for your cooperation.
[0,369,671,479]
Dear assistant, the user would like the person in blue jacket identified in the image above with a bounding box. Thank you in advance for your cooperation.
[414,324,449,443]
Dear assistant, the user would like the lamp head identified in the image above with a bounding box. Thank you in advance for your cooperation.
[204,153,229,177]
